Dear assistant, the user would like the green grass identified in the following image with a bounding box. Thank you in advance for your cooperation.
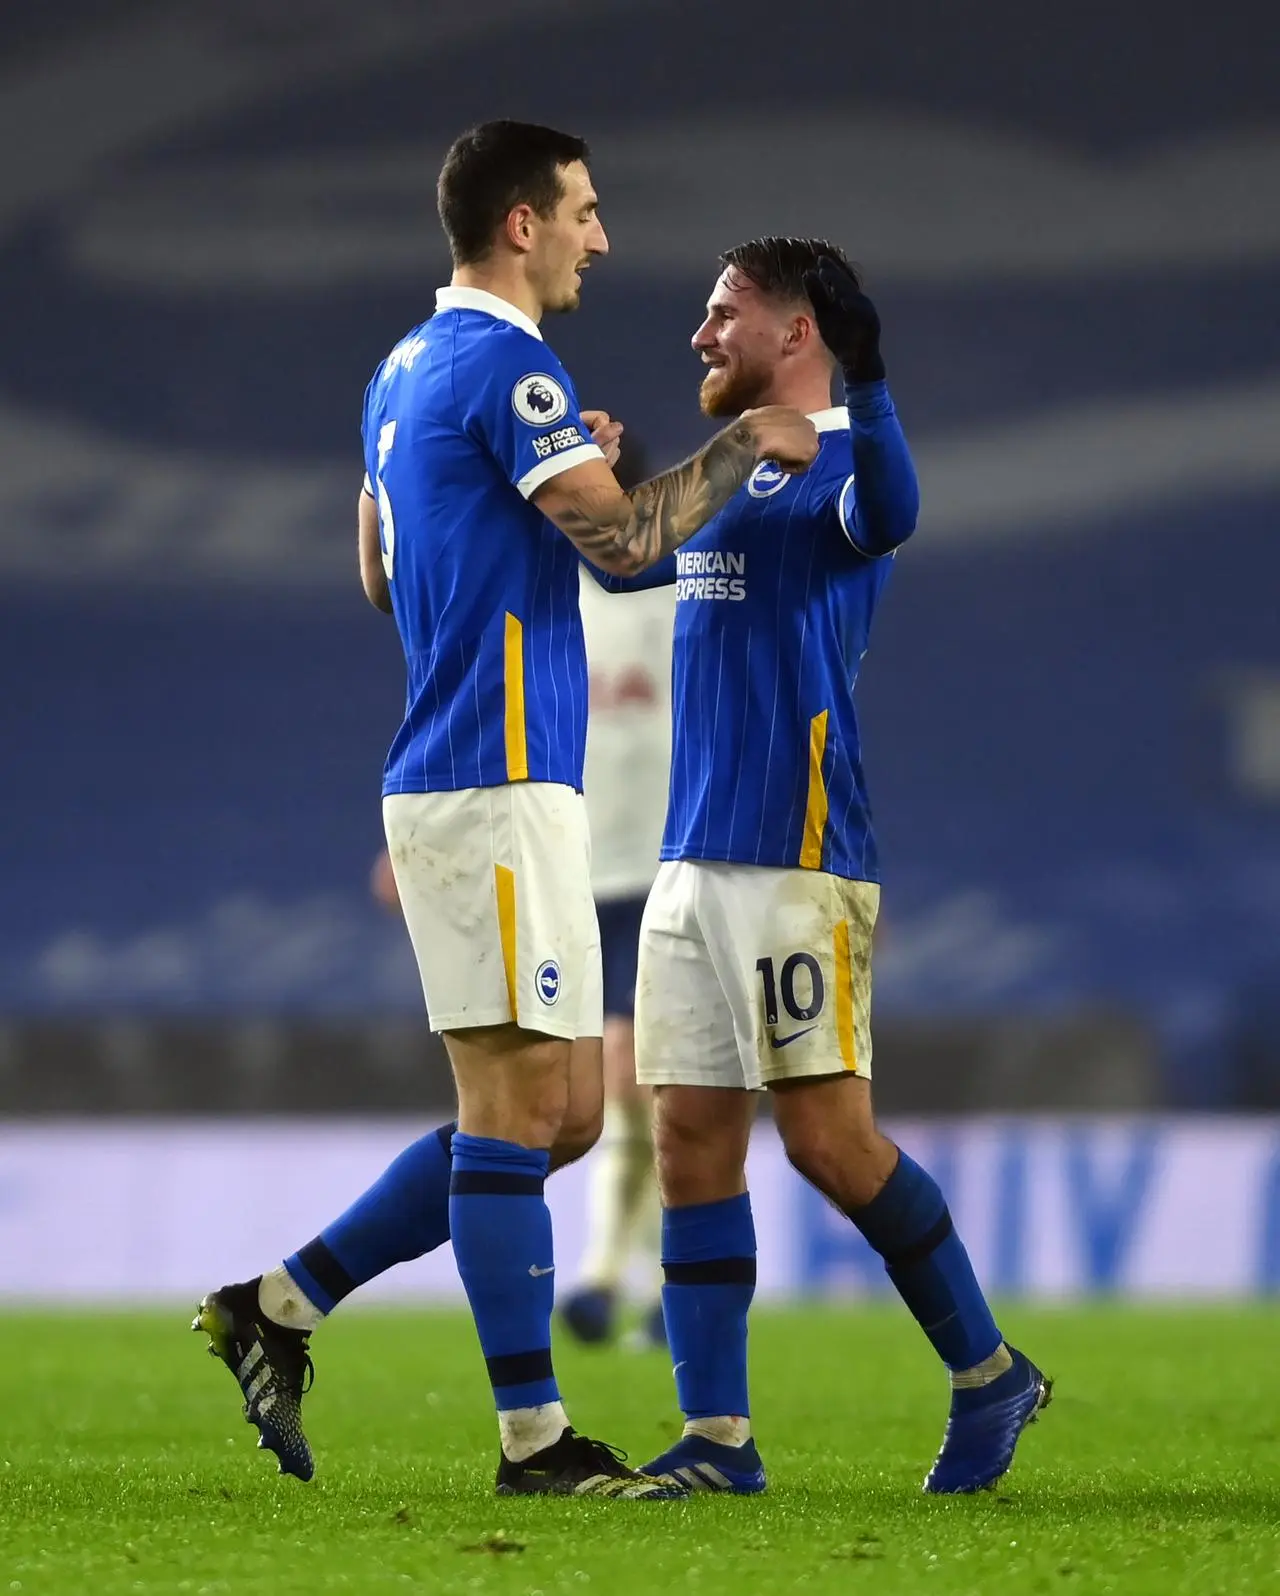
[1,1306,1277,1595]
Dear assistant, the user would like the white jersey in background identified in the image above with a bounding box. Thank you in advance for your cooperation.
[578,570,675,902]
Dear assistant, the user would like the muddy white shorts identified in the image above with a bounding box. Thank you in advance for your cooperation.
[634,859,878,1089]
[383,783,603,1041]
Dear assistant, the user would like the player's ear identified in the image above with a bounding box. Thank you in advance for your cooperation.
[505,203,536,255]
[783,313,811,355]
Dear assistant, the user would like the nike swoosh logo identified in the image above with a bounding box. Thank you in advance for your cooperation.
[528,1264,555,1277]
[770,1025,818,1049]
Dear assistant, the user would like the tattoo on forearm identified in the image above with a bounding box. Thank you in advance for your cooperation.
[562,421,757,572]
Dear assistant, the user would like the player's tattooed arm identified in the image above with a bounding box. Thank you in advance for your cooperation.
[547,421,755,572]
[534,406,819,576]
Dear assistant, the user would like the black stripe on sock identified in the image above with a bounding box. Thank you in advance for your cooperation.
[449,1170,545,1197]
[486,1347,555,1390]
[663,1256,757,1287]
[436,1121,457,1157]
[880,1209,955,1270]
[294,1237,357,1305]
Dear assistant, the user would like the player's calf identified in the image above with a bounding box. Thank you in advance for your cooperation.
[647,1088,762,1490]
[774,1076,1049,1490]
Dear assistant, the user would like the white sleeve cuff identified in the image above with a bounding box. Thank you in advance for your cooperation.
[517,442,605,500]
[837,472,891,558]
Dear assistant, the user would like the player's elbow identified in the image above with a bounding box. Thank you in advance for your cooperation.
[887,495,920,550]
[860,485,920,556]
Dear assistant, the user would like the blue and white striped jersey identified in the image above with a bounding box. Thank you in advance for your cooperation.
[661,389,918,883]
[362,286,603,796]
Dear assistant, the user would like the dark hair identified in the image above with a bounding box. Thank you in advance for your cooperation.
[437,120,590,266]
[719,236,860,303]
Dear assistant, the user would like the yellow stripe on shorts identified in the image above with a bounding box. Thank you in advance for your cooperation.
[494,863,518,1022]
[799,709,829,869]
[504,612,529,782]
[832,917,857,1071]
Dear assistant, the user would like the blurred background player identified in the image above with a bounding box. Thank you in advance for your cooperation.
[589,239,1050,1497]
[191,123,819,1498]
[560,438,674,1352]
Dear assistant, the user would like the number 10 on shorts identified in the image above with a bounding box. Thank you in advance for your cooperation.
[755,952,826,1026]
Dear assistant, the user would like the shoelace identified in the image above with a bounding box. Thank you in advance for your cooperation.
[574,1434,631,1473]
[284,1334,316,1397]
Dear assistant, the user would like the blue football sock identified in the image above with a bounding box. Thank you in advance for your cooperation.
[450,1132,560,1412]
[848,1149,1002,1371]
[287,1121,455,1313]
[662,1194,756,1421]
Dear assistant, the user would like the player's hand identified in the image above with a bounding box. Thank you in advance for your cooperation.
[802,256,885,382]
[582,408,624,469]
[740,406,820,474]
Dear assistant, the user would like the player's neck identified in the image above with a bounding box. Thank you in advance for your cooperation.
[748,350,842,418]
[450,266,543,327]
[749,379,837,418]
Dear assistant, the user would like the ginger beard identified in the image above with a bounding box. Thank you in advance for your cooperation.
[698,352,774,418]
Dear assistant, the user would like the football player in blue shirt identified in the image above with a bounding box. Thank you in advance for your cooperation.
[191,124,817,1499]
[598,238,1051,1496]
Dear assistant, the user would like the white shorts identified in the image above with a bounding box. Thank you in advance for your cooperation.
[383,783,603,1042]
[634,860,879,1090]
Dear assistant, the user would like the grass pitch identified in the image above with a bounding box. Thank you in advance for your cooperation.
[1,1305,1276,1595]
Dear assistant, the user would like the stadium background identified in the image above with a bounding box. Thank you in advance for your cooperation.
[1,0,1278,1301]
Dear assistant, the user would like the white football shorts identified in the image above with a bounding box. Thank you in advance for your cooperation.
[634,859,879,1089]
[383,783,603,1041]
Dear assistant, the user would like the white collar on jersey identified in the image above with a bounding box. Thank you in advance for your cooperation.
[434,285,543,341]
[808,405,851,432]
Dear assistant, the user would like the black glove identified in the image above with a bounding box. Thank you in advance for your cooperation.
[802,255,885,383]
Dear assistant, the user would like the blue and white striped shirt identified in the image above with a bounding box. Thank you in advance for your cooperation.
[659,385,919,882]
[362,287,603,796]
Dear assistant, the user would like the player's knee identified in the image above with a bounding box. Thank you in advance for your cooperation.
[782,1120,894,1209]
[501,1101,568,1151]
[456,1069,570,1149]
[447,1025,575,1147]
[653,1115,740,1207]
[782,1129,822,1190]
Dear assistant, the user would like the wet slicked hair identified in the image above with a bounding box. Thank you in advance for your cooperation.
[437,120,590,266]
[719,236,860,303]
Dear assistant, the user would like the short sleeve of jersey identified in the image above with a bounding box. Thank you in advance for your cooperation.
[459,328,604,500]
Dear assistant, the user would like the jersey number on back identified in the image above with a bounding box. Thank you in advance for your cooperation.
[375,420,397,581]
